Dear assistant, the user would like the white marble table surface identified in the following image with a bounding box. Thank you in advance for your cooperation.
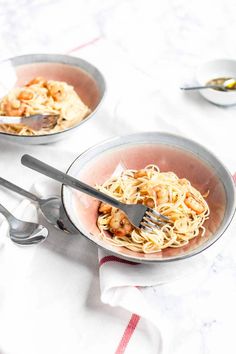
[0,1,236,353]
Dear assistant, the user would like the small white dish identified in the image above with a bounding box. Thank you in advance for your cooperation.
[196,59,236,106]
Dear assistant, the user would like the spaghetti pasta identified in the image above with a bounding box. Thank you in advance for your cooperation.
[97,164,210,253]
[0,77,91,135]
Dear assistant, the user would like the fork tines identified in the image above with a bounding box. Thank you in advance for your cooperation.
[140,208,169,232]
[42,114,59,129]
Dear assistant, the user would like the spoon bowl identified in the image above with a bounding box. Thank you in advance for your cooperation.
[180,78,236,91]
[0,203,48,245]
[39,196,77,232]
[222,78,236,90]
[11,235,47,245]
[0,177,77,233]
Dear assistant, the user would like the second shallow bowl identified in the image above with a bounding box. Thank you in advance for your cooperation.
[0,53,106,144]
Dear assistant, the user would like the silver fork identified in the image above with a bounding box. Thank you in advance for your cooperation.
[0,114,59,131]
[21,155,169,232]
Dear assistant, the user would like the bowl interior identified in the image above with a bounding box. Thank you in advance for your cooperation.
[0,55,105,142]
[62,133,235,262]
[4,61,101,110]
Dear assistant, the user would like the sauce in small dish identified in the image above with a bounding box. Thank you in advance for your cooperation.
[196,59,236,105]
[206,77,236,91]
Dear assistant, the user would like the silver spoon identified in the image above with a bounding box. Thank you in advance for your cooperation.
[0,177,77,233]
[180,78,236,91]
[0,203,48,245]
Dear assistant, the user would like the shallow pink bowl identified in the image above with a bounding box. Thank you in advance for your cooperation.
[62,132,235,263]
[0,54,105,144]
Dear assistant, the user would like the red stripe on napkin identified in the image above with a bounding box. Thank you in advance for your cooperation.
[115,314,140,354]
[67,36,102,54]
[99,255,139,267]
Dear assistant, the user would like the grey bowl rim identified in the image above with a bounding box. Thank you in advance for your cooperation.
[0,53,106,139]
[61,131,236,263]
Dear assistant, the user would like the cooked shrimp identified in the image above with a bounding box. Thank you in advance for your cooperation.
[184,193,205,214]
[109,210,133,237]
[134,170,147,179]
[99,202,112,214]
[26,77,46,87]
[18,90,34,101]
[143,197,155,208]
[47,81,66,101]
[140,189,149,196]
[154,187,169,204]
[3,100,25,116]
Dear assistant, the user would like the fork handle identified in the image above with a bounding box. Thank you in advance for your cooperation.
[0,177,39,202]
[21,154,122,209]
[0,116,22,124]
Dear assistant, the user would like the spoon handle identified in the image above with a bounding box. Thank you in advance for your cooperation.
[180,85,223,90]
[0,177,39,202]
[21,154,122,210]
[0,203,13,219]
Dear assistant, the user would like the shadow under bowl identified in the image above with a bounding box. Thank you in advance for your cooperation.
[62,132,235,263]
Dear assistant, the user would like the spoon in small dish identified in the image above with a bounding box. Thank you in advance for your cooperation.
[0,177,77,233]
[180,78,236,91]
[0,203,48,245]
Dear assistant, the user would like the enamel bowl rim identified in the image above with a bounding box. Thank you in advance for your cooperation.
[0,53,106,143]
[61,131,236,263]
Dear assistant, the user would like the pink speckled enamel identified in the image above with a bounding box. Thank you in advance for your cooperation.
[0,54,105,144]
[16,62,100,109]
[62,132,235,262]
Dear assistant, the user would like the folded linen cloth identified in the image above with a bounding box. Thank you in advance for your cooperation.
[0,182,161,354]
[0,180,234,354]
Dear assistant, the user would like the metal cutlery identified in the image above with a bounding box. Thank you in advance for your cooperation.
[0,177,77,233]
[180,78,236,91]
[21,154,169,232]
[0,114,59,131]
[0,203,48,245]
[180,84,229,91]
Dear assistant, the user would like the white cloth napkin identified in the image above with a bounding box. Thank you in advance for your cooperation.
[98,223,236,353]
[0,180,235,354]
[0,182,161,354]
